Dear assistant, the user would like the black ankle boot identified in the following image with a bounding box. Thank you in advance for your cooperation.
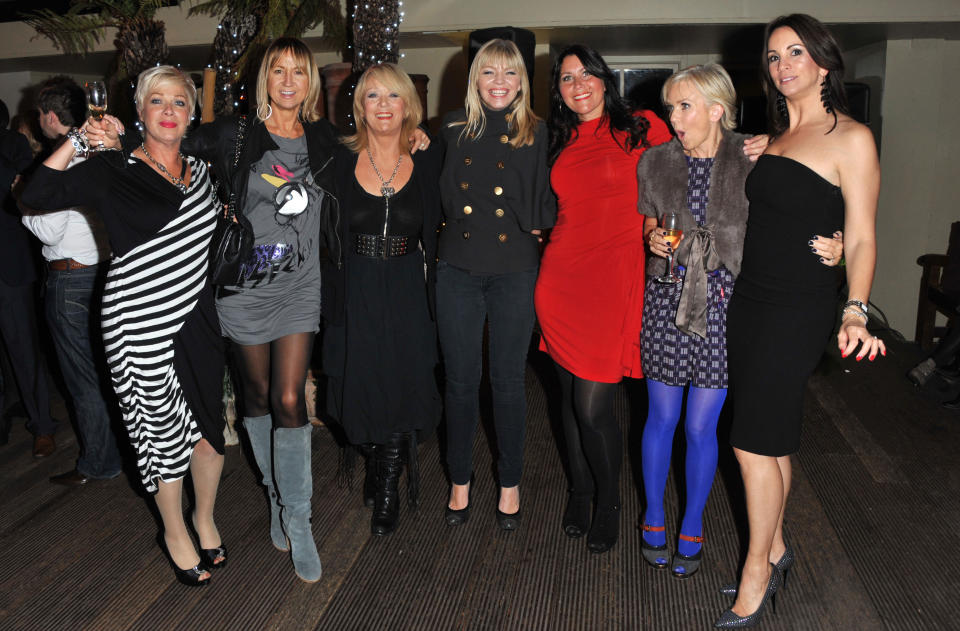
[371,433,403,536]
[361,444,377,509]
[587,504,621,553]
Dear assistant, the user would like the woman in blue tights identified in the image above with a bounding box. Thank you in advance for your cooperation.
[637,64,842,578]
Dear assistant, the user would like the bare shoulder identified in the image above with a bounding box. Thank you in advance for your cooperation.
[833,116,877,157]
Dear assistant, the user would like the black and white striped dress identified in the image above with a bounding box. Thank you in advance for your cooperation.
[23,153,226,492]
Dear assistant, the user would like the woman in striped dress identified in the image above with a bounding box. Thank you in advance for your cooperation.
[22,66,226,587]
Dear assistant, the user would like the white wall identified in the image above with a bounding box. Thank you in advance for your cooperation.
[872,38,960,339]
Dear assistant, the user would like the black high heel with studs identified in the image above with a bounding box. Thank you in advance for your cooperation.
[719,543,794,596]
[714,563,780,629]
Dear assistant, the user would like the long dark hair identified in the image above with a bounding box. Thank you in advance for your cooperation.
[547,44,649,165]
[762,14,850,136]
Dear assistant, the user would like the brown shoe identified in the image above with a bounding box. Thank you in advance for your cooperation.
[32,434,56,458]
[50,469,92,486]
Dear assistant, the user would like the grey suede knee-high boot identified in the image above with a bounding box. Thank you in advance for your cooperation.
[243,415,288,551]
[274,424,322,582]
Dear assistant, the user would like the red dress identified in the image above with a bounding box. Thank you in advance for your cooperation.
[535,111,672,383]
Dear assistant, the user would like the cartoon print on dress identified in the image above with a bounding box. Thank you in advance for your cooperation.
[235,156,319,288]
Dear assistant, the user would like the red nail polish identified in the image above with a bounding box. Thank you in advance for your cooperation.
[856,356,862,362]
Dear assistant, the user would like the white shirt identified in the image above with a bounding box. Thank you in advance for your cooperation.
[21,155,110,265]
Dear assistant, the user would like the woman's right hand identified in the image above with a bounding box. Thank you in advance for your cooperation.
[646,225,683,259]
[84,114,125,151]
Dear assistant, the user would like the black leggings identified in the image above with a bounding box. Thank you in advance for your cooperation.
[233,332,314,428]
[555,363,622,509]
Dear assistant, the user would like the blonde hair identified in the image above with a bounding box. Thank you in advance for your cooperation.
[343,63,422,154]
[454,39,538,148]
[662,63,738,131]
[134,65,197,114]
[255,37,322,123]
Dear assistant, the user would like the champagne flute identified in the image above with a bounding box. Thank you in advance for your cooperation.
[85,80,108,121]
[655,212,683,284]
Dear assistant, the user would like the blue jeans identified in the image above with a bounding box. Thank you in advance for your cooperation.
[436,261,537,488]
[45,265,122,478]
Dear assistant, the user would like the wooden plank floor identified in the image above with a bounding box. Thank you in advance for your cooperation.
[0,337,958,630]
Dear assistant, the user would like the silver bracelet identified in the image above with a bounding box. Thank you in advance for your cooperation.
[65,128,89,158]
[844,299,868,315]
[842,307,868,325]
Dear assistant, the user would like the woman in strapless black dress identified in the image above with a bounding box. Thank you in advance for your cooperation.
[717,14,884,628]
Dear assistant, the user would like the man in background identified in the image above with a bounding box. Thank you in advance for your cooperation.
[0,98,56,454]
[21,77,122,484]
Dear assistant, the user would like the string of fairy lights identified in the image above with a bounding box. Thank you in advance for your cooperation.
[345,1,404,129]
[131,3,405,126]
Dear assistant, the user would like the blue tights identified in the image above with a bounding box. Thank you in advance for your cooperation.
[641,379,726,556]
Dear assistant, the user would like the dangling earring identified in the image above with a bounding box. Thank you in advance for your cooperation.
[819,79,833,115]
[264,104,273,120]
[776,92,788,122]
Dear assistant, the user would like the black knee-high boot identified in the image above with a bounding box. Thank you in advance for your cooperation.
[360,443,377,509]
[371,433,403,535]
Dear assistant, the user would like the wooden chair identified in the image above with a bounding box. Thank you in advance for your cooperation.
[915,221,960,350]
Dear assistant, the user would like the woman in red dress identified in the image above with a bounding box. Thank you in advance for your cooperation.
[535,44,671,552]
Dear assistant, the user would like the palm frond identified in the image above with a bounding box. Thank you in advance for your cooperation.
[22,10,111,55]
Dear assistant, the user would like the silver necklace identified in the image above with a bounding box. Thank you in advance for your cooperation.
[140,143,187,194]
[366,147,402,197]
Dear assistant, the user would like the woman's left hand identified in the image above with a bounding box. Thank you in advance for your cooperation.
[410,128,431,153]
[838,317,886,361]
[812,230,844,267]
[742,134,769,162]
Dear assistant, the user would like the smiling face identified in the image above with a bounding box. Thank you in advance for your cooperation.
[476,63,521,111]
[267,51,309,114]
[766,26,827,100]
[138,81,191,145]
[361,78,406,137]
[557,55,606,122]
[665,80,723,158]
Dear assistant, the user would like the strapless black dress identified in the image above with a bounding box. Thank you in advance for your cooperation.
[727,155,844,456]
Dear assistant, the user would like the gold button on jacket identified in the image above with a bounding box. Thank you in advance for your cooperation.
[463,206,473,215]
[495,208,505,217]
[494,186,503,195]
[497,233,508,242]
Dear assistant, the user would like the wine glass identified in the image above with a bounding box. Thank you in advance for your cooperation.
[85,81,108,122]
[655,212,683,284]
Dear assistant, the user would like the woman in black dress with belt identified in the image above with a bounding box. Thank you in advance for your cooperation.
[322,63,442,536]
[717,14,884,627]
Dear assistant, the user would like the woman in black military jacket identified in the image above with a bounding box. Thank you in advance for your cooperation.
[438,39,556,530]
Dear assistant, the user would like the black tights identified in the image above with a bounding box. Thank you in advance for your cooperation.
[233,332,314,428]
[555,363,622,509]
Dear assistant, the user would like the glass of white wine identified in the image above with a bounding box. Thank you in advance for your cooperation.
[655,212,683,284]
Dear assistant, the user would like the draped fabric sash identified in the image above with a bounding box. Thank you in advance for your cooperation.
[675,225,722,339]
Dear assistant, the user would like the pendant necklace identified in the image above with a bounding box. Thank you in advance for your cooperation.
[367,148,403,259]
[140,143,187,194]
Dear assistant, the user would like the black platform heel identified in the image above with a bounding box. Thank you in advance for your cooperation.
[187,511,227,571]
[158,533,210,587]
[640,523,669,569]
[670,533,704,579]
[200,544,227,571]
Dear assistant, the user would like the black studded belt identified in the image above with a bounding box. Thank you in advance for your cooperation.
[354,233,415,258]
